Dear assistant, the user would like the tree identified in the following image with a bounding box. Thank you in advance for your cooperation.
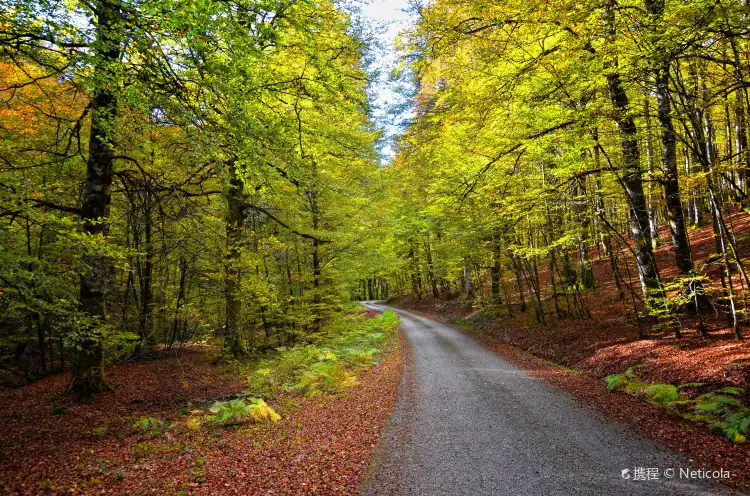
[0,0,382,394]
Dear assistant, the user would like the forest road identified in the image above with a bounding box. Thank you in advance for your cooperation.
[362,303,730,496]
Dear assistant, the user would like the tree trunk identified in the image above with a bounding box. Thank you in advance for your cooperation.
[710,189,743,340]
[409,243,423,299]
[645,0,693,275]
[571,180,595,288]
[603,4,661,300]
[425,234,439,298]
[169,256,189,348]
[36,313,46,374]
[491,237,503,304]
[223,161,248,356]
[643,91,661,248]
[138,187,154,348]
[309,180,323,330]
[511,254,526,311]
[68,0,121,400]
[463,257,474,299]
[651,62,694,274]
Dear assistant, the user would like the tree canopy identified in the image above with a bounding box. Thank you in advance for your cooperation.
[2,0,750,399]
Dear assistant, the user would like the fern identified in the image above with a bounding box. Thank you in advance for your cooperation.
[606,367,750,444]
[606,365,649,392]
[248,398,281,423]
[208,399,253,424]
[694,401,722,413]
[317,350,338,361]
[296,360,357,394]
[715,387,745,396]
[133,417,164,433]
[351,351,376,366]
[645,384,680,406]
[207,398,281,425]
[605,373,627,391]
[244,310,396,398]
[713,395,743,406]
[185,417,202,431]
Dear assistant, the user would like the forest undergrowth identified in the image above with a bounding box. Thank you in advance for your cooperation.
[0,308,401,495]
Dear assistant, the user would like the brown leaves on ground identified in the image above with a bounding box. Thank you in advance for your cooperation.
[0,341,402,495]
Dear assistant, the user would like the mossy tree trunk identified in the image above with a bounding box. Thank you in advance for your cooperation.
[69,0,122,401]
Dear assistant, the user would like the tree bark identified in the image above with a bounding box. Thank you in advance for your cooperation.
[409,243,423,299]
[645,0,693,275]
[308,172,323,331]
[69,0,122,400]
[463,257,474,299]
[425,234,439,298]
[643,91,661,248]
[571,180,595,288]
[223,161,248,356]
[651,64,694,274]
[511,254,526,311]
[137,185,154,348]
[603,3,661,300]
[491,237,503,304]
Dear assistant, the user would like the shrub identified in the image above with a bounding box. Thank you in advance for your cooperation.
[295,360,357,394]
[244,310,398,399]
[207,398,280,425]
[132,417,165,434]
[605,367,750,443]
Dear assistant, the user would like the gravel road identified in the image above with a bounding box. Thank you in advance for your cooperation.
[363,303,730,496]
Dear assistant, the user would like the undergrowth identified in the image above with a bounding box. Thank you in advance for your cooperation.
[606,366,750,443]
[246,309,399,397]
[207,398,280,425]
[124,309,398,442]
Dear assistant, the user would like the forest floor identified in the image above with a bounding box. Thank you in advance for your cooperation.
[0,319,402,495]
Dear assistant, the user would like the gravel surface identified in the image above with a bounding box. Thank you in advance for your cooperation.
[363,303,729,496]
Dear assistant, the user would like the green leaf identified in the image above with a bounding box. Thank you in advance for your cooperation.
[645,384,680,406]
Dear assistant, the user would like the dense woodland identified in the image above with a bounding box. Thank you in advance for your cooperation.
[384,0,750,337]
[0,0,394,397]
[2,0,750,402]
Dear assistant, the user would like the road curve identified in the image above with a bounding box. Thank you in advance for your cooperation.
[363,303,729,496]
